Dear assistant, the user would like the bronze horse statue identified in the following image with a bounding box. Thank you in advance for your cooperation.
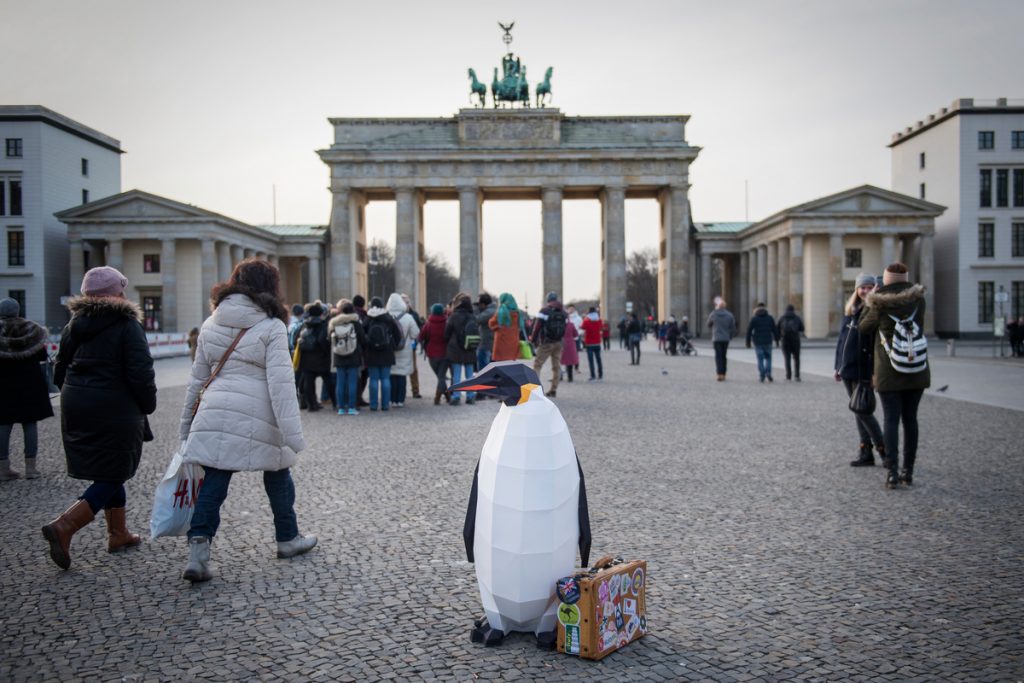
[535,67,553,108]
[468,68,487,107]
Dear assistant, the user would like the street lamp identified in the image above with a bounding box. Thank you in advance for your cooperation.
[369,244,379,301]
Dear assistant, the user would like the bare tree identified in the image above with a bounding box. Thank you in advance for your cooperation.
[626,247,659,320]
[426,251,459,307]
[366,239,395,302]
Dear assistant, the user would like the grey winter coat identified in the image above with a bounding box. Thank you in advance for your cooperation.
[706,308,737,343]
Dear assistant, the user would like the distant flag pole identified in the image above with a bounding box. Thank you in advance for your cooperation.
[272,184,277,225]
[744,180,749,222]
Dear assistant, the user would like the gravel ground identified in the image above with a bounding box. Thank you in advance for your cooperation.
[1,342,1022,682]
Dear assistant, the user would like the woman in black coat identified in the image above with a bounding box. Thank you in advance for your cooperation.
[834,273,884,468]
[0,298,54,480]
[42,267,157,570]
[444,293,479,405]
[296,303,335,412]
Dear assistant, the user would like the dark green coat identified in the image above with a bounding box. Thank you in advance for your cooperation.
[858,282,931,393]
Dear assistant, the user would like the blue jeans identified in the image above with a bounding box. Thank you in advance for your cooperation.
[755,344,773,379]
[476,347,492,372]
[585,345,603,379]
[335,366,359,410]
[368,365,392,410]
[189,466,298,542]
[450,363,476,402]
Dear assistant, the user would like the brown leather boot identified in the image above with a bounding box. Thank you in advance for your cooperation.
[104,507,142,553]
[434,389,442,406]
[41,499,95,569]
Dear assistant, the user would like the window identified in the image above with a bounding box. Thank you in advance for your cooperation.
[979,131,995,150]
[919,152,926,169]
[1013,131,1024,149]
[143,254,161,273]
[81,158,89,176]
[7,230,25,267]
[978,282,994,324]
[5,139,22,157]
[844,248,862,268]
[81,189,89,204]
[142,296,162,332]
[920,182,926,199]
[997,169,1009,207]
[0,177,22,216]
[978,223,995,257]
[980,169,992,207]
[1014,223,1024,258]
[7,290,25,316]
[1014,281,1024,320]
[1015,170,1024,207]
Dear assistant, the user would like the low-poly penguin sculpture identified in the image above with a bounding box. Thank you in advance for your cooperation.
[451,361,591,647]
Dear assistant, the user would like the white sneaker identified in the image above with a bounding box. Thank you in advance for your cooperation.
[277,534,318,559]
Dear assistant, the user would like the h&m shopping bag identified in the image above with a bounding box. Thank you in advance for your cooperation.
[149,443,204,540]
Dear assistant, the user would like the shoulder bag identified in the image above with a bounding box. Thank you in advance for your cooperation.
[191,328,249,418]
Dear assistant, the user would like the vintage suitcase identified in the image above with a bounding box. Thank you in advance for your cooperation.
[554,555,648,660]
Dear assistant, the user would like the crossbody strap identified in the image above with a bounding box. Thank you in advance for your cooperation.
[192,328,249,418]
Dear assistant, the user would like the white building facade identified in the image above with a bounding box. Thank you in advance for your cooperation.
[890,98,1024,337]
[0,106,121,331]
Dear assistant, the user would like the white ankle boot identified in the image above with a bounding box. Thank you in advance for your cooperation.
[182,536,212,582]
[277,534,317,558]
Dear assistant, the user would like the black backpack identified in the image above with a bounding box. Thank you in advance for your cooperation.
[780,316,801,339]
[298,324,320,352]
[366,317,392,352]
[462,314,481,350]
[544,309,568,342]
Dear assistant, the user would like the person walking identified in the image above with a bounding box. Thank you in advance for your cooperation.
[42,267,156,570]
[445,293,479,405]
[666,315,680,356]
[296,302,335,412]
[777,304,805,381]
[352,295,370,408]
[706,299,737,381]
[0,298,54,481]
[475,293,497,372]
[488,292,524,363]
[601,318,611,350]
[561,318,579,383]
[419,303,450,405]
[179,258,315,582]
[859,262,930,489]
[329,300,366,415]
[580,307,604,381]
[834,273,885,467]
[626,313,642,365]
[387,292,420,407]
[746,302,779,383]
[363,296,402,412]
[530,292,568,397]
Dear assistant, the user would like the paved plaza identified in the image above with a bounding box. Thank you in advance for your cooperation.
[1,341,1022,682]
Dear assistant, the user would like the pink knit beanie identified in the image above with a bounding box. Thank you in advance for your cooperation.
[81,266,128,297]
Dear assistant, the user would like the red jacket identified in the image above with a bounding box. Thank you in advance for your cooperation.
[418,314,449,360]
[581,317,603,346]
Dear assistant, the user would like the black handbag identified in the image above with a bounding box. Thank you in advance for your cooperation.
[849,381,876,415]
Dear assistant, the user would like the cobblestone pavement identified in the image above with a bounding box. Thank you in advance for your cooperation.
[1,343,1022,682]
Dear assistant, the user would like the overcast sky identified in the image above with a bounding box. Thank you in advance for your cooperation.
[3,0,1022,307]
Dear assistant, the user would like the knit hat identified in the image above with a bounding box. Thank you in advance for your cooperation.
[81,266,128,297]
[0,297,19,318]
[291,303,304,316]
[370,296,384,309]
[308,303,325,317]
[854,273,876,288]
[431,303,444,315]
[546,291,558,302]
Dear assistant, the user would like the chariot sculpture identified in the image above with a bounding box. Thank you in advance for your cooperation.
[466,22,552,109]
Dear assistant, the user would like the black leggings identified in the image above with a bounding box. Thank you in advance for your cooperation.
[80,481,127,514]
[713,341,729,375]
[878,389,924,470]
[429,357,449,394]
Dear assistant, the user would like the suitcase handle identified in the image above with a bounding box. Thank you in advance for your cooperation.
[590,555,620,570]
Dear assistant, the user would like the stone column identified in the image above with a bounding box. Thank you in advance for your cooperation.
[217,242,232,282]
[255,252,266,261]
[160,238,178,332]
[230,245,243,266]
[69,240,85,295]
[880,234,896,270]
[661,185,691,321]
[395,187,426,310]
[458,186,483,296]
[700,251,712,327]
[601,185,627,320]
[756,245,767,305]
[828,234,844,333]
[243,248,255,259]
[541,186,563,299]
[308,253,322,303]
[789,235,804,312]
[739,250,750,326]
[106,239,124,271]
[766,241,778,315]
[747,249,758,326]
[777,238,790,314]
[200,239,216,321]
[918,232,935,336]
[268,254,278,267]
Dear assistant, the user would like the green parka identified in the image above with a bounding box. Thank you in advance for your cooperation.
[858,282,931,393]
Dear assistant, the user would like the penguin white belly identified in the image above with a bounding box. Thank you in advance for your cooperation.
[473,393,580,634]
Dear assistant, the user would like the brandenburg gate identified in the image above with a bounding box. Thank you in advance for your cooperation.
[317,107,701,318]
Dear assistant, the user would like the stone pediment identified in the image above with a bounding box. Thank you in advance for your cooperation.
[794,185,944,216]
[56,189,213,222]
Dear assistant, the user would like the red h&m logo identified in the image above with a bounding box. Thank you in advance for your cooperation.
[172,477,204,509]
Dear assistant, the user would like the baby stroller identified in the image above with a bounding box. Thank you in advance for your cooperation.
[678,335,697,356]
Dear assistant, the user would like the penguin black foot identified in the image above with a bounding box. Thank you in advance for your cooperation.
[535,629,557,650]
[469,617,505,646]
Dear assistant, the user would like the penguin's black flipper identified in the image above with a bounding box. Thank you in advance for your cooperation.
[576,452,592,568]
[464,458,481,563]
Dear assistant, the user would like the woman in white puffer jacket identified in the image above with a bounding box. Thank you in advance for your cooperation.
[386,292,420,407]
[178,259,316,583]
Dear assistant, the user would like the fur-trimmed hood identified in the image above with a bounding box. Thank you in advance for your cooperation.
[327,312,359,329]
[0,317,48,359]
[67,295,144,323]
[865,283,926,312]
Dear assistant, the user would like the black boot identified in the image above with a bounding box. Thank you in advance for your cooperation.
[885,465,900,489]
[899,466,913,486]
[849,443,875,467]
